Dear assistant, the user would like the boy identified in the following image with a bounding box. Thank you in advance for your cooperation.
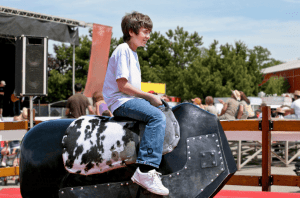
[103,12,169,195]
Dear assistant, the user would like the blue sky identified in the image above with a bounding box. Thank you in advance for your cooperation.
[2,0,300,62]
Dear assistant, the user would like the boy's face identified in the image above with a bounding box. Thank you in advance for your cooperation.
[129,27,151,48]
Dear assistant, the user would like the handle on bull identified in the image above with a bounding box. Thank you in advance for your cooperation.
[161,99,170,110]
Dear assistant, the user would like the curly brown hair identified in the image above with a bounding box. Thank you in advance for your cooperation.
[121,11,153,42]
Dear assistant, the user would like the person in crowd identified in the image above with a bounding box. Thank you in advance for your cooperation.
[281,90,300,119]
[92,91,113,117]
[13,107,28,121]
[203,96,218,116]
[102,110,112,117]
[65,83,94,118]
[258,103,267,118]
[218,90,243,120]
[275,108,285,119]
[255,110,261,118]
[191,97,204,108]
[11,90,21,117]
[0,81,5,120]
[239,91,251,119]
[102,12,169,195]
[1,140,21,181]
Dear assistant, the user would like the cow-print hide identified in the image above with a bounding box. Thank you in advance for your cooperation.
[62,116,139,176]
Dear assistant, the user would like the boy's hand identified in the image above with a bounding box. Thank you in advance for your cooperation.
[148,95,163,107]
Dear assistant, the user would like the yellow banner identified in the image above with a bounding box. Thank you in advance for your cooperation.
[141,82,166,94]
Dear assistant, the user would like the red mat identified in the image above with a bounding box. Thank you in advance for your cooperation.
[1,188,300,198]
[0,188,21,198]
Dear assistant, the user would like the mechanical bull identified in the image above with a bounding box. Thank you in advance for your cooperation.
[19,102,237,198]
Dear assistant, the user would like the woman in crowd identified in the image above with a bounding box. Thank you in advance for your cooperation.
[92,91,113,117]
[218,90,243,120]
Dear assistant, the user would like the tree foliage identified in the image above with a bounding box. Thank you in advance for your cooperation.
[45,26,283,103]
[260,76,290,96]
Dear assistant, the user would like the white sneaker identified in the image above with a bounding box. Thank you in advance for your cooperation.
[131,167,169,196]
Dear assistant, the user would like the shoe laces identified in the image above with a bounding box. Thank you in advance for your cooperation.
[148,170,163,184]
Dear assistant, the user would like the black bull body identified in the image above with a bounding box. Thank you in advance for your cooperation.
[19,103,237,198]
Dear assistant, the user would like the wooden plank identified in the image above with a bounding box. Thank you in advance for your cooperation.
[272,175,300,187]
[220,120,260,131]
[226,175,261,186]
[225,131,261,141]
[0,167,19,177]
[272,120,300,132]
[262,106,271,191]
[0,121,28,130]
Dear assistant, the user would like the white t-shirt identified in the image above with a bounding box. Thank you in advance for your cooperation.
[291,99,300,118]
[103,43,141,114]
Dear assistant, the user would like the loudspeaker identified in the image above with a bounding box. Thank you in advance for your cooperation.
[15,35,48,96]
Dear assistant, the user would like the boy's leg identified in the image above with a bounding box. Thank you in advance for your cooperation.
[113,98,166,168]
[113,98,169,195]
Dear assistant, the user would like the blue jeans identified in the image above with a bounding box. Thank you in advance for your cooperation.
[113,98,166,168]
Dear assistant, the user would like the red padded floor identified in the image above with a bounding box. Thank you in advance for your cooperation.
[1,189,300,198]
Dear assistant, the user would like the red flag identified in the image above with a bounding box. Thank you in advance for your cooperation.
[84,23,112,97]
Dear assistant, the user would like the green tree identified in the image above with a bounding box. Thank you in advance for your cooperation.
[44,35,92,103]
[261,76,290,95]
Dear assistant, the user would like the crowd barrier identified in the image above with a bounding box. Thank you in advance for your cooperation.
[0,107,300,192]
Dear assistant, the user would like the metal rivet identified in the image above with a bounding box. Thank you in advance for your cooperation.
[81,187,83,190]
[169,175,172,177]
[169,145,172,149]
[173,122,177,125]
[61,191,64,194]
[126,182,129,185]
[220,157,222,159]
[95,185,97,188]
[71,188,73,191]
[187,146,189,149]
[188,151,190,154]
[217,145,220,147]
[201,189,203,191]
[211,179,213,182]
[193,137,195,140]
[202,153,205,157]
[211,152,214,156]
[212,134,215,137]
[107,184,110,186]
[199,137,202,139]
[221,168,224,171]
[189,157,191,160]
[217,174,219,176]
[176,135,179,138]
[219,151,221,154]
[221,162,223,165]
[206,135,208,137]
[185,166,187,169]
[177,173,179,175]
[216,140,218,142]
[187,140,189,142]
[212,161,216,165]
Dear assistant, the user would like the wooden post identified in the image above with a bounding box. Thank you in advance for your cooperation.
[262,106,271,191]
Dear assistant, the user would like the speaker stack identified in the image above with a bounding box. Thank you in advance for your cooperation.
[15,35,48,96]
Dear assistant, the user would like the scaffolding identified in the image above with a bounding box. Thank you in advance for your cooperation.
[0,5,93,28]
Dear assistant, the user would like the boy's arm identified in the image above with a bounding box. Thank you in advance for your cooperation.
[117,78,162,107]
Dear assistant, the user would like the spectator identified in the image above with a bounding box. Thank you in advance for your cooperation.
[258,103,267,118]
[275,107,285,119]
[1,140,20,181]
[191,97,204,108]
[102,110,112,117]
[0,81,5,120]
[13,107,28,121]
[239,91,251,119]
[203,96,218,116]
[282,90,300,119]
[11,91,21,116]
[92,91,112,117]
[218,90,243,120]
[65,83,94,118]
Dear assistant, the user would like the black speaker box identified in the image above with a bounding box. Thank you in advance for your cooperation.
[15,35,48,96]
